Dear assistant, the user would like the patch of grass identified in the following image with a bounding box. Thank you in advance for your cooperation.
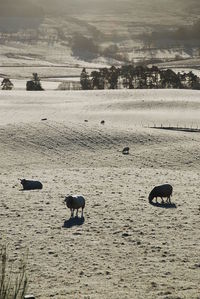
[0,245,28,299]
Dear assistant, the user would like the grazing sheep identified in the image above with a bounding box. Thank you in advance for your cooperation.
[148,184,173,204]
[122,147,130,155]
[20,179,43,190]
[64,195,85,218]
[100,120,105,125]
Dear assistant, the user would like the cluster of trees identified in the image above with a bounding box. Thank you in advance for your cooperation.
[1,78,14,90]
[2,68,199,92]
[70,33,129,63]
[80,65,200,90]
[26,73,44,91]
[1,73,44,91]
[70,34,99,61]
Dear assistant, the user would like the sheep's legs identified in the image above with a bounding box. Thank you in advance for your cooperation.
[81,207,84,218]
[161,197,164,204]
[76,209,78,217]
[71,209,74,218]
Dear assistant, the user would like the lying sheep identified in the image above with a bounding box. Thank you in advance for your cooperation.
[20,179,43,190]
[148,184,173,204]
[64,195,85,218]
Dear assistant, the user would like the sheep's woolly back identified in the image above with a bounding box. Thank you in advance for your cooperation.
[65,195,85,209]
[20,179,43,190]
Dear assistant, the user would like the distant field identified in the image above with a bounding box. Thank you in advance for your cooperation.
[157,58,200,69]
[0,66,82,79]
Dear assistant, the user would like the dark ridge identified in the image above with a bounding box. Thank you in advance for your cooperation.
[151,126,200,133]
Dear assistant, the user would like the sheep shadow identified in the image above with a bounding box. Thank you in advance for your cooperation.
[19,189,41,191]
[63,216,85,228]
[149,202,177,209]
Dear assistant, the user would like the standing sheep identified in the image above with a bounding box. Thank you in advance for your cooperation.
[64,195,85,218]
[20,179,43,190]
[148,184,173,204]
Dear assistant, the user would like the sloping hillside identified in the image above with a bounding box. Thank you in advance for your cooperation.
[0,0,199,67]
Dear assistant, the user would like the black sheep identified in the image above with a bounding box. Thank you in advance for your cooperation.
[148,184,173,204]
[20,179,43,190]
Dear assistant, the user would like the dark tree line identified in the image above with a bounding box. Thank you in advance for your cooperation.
[26,73,44,91]
[1,78,14,90]
[1,74,44,91]
[80,65,200,90]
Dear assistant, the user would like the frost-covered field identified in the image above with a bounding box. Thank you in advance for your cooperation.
[0,89,200,299]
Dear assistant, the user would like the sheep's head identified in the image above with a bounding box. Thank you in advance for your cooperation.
[64,196,74,208]
[148,191,154,203]
[20,179,26,186]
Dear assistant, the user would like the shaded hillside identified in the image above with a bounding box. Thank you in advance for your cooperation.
[140,18,200,50]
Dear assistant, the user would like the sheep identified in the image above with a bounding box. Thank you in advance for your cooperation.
[100,120,105,125]
[148,184,173,204]
[64,195,85,218]
[20,179,43,190]
[122,147,130,155]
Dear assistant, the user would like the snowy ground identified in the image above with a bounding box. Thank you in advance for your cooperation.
[0,89,200,299]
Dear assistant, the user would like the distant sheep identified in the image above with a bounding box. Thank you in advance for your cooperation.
[64,195,85,218]
[20,179,43,190]
[122,147,130,155]
[100,120,105,125]
[148,184,173,204]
